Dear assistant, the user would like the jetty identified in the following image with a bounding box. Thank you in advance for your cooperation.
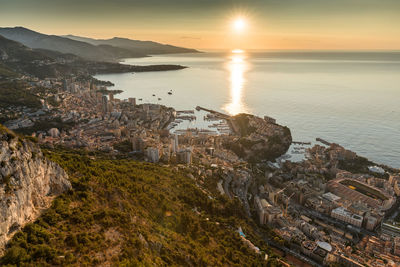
[177,110,195,114]
[196,106,230,119]
[292,141,311,145]
[316,138,331,146]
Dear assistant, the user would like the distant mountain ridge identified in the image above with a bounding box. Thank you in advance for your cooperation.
[0,27,198,62]
[0,34,91,79]
[64,35,198,55]
[0,27,130,62]
[0,34,50,62]
[0,34,186,80]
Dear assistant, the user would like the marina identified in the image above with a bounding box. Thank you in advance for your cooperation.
[168,108,232,136]
[97,51,400,168]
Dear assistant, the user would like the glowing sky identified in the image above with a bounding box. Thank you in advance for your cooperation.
[1,0,400,50]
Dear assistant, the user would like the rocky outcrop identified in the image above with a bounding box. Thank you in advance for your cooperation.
[0,126,71,253]
[225,114,292,162]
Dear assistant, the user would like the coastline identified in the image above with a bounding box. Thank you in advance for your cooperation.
[95,52,400,169]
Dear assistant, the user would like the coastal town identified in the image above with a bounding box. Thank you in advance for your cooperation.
[2,73,400,267]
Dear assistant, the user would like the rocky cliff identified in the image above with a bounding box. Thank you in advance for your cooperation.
[0,125,71,253]
[225,114,292,162]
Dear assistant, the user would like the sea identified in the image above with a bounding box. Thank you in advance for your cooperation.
[95,50,400,168]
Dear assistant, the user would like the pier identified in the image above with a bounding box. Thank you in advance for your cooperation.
[176,110,195,114]
[292,141,311,145]
[316,138,331,146]
[196,106,230,119]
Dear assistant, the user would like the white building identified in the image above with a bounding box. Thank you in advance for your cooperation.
[322,192,341,203]
[331,207,363,228]
[48,128,60,138]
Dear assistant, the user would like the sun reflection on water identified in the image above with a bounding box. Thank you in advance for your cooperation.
[223,50,249,115]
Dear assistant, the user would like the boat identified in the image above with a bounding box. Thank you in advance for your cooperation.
[152,94,156,96]
[158,98,162,100]
[168,92,172,95]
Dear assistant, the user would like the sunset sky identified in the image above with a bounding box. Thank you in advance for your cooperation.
[1,0,400,50]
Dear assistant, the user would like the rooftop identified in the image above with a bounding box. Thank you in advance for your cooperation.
[322,192,341,202]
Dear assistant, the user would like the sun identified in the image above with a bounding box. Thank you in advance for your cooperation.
[233,17,246,32]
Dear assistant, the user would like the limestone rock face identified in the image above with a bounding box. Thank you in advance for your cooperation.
[0,128,71,253]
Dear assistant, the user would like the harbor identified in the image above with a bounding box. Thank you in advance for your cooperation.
[168,108,232,136]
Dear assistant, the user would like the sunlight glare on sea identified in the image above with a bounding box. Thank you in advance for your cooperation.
[223,50,249,115]
[96,51,400,168]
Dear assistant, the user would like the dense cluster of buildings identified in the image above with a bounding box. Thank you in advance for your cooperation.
[3,73,400,267]
[252,142,400,266]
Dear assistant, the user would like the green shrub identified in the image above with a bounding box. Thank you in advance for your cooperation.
[1,148,279,266]
[1,246,29,264]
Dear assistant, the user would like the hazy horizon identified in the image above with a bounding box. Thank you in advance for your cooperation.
[1,0,400,50]
[3,26,400,53]
[1,1,400,266]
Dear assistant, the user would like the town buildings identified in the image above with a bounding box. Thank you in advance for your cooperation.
[331,207,363,228]
[3,73,400,266]
[254,196,282,225]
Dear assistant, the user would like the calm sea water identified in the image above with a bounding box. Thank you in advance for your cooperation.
[96,51,400,168]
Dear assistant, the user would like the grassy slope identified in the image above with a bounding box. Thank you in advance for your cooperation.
[1,148,285,266]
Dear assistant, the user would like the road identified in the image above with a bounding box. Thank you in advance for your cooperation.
[258,233,323,267]
[293,204,377,238]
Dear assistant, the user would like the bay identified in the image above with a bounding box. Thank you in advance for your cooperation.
[95,51,400,168]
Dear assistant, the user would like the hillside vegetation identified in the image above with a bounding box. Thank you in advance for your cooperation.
[0,80,41,109]
[1,148,284,266]
[0,63,18,78]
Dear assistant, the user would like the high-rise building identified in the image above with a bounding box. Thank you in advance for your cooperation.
[102,96,108,114]
[254,196,282,224]
[170,139,176,153]
[161,146,171,162]
[62,79,68,91]
[146,147,160,163]
[176,147,192,165]
[131,136,145,152]
[128,98,136,107]
[364,214,379,231]
[174,134,179,152]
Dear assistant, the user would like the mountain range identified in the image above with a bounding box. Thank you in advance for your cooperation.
[64,35,198,56]
[0,33,186,80]
[0,27,198,62]
[0,34,76,79]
